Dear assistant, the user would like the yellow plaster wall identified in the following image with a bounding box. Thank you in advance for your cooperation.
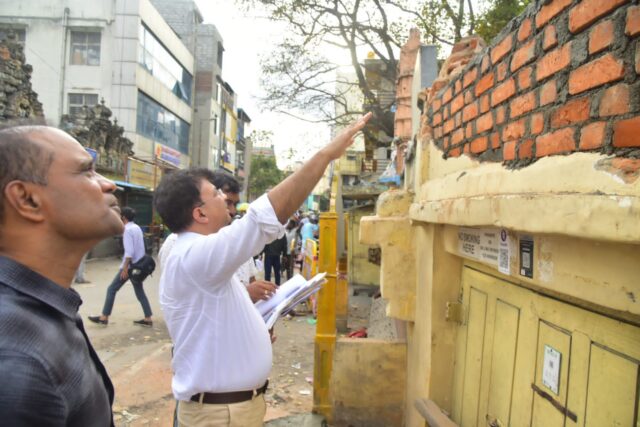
[347,206,380,287]
[331,338,407,427]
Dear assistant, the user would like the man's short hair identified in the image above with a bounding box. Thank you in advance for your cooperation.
[211,171,240,195]
[154,168,218,232]
[0,125,54,224]
[121,206,136,222]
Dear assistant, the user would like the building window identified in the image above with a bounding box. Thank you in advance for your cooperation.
[70,31,101,65]
[217,42,224,68]
[68,93,99,116]
[0,28,26,46]
[136,91,190,155]
[138,24,192,104]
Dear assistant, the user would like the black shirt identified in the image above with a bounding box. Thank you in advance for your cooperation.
[0,256,114,426]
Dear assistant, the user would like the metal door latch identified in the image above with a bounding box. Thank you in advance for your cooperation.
[446,302,464,324]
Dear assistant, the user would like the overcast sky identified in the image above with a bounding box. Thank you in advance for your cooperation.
[194,0,334,169]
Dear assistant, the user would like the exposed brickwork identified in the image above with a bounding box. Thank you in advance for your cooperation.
[423,1,638,164]
[599,84,630,117]
[569,0,629,34]
[589,20,615,54]
[568,54,625,94]
[627,6,640,36]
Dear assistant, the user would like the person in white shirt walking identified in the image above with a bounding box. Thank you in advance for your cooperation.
[88,207,153,327]
[154,113,371,427]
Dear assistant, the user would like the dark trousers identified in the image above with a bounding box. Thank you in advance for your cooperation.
[101,269,152,317]
[264,255,282,286]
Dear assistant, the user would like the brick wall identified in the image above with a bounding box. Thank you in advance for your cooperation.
[426,0,640,166]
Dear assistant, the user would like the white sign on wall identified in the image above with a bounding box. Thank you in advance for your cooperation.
[542,345,561,395]
[458,227,502,267]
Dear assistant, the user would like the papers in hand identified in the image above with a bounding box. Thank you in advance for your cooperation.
[255,273,327,329]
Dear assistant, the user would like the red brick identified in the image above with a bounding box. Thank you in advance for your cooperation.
[443,87,453,104]
[551,97,591,128]
[451,93,464,114]
[491,132,500,149]
[463,67,478,88]
[519,139,534,159]
[611,158,640,174]
[536,42,571,81]
[502,119,526,142]
[443,118,455,134]
[463,144,470,154]
[443,136,450,148]
[536,0,573,28]
[477,112,494,133]
[454,79,462,94]
[470,136,488,153]
[543,25,558,51]
[518,18,532,42]
[569,53,625,95]
[475,73,495,96]
[433,112,442,126]
[465,123,473,139]
[432,98,442,112]
[600,84,630,117]
[449,147,462,157]
[434,126,442,138]
[569,0,629,34]
[491,34,513,64]
[536,128,576,157]
[432,78,448,93]
[462,101,479,123]
[503,141,516,160]
[464,90,474,105]
[517,67,533,91]
[531,113,545,135]
[480,95,490,113]
[540,80,557,106]
[580,122,606,149]
[491,78,516,107]
[454,111,462,127]
[481,55,491,73]
[589,20,615,54]
[510,91,537,118]
[613,117,640,147]
[496,106,506,125]
[451,128,465,145]
[497,61,508,81]
[511,39,536,72]
[627,6,640,36]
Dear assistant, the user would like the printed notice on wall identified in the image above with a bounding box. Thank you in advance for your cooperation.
[498,229,510,275]
[458,228,500,267]
[542,345,561,395]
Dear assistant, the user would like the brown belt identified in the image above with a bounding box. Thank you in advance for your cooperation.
[190,380,269,404]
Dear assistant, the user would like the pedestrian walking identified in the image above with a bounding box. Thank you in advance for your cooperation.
[0,124,119,425]
[88,207,153,327]
[263,234,287,285]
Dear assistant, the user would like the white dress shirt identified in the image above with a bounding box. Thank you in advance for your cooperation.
[236,258,259,287]
[159,195,284,400]
[122,221,145,269]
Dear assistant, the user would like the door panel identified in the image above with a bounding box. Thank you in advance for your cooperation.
[452,265,640,427]
[584,344,639,426]
[460,288,489,426]
[485,300,520,427]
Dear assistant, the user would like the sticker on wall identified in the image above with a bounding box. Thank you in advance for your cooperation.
[542,345,561,395]
[498,229,510,275]
[519,235,534,278]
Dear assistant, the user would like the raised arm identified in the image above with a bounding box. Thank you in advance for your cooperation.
[267,113,372,224]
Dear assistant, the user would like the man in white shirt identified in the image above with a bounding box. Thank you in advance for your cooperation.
[154,113,371,427]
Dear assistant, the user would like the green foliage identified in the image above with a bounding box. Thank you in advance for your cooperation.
[248,155,284,200]
[475,0,532,43]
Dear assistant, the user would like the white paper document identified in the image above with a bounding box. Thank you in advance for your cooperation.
[255,273,327,329]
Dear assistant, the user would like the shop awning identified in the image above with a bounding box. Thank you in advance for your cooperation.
[113,180,150,191]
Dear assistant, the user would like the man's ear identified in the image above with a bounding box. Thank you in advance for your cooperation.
[192,206,209,225]
[3,181,46,223]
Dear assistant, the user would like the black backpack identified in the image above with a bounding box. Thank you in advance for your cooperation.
[129,255,156,281]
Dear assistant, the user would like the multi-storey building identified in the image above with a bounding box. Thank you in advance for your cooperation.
[0,0,195,226]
